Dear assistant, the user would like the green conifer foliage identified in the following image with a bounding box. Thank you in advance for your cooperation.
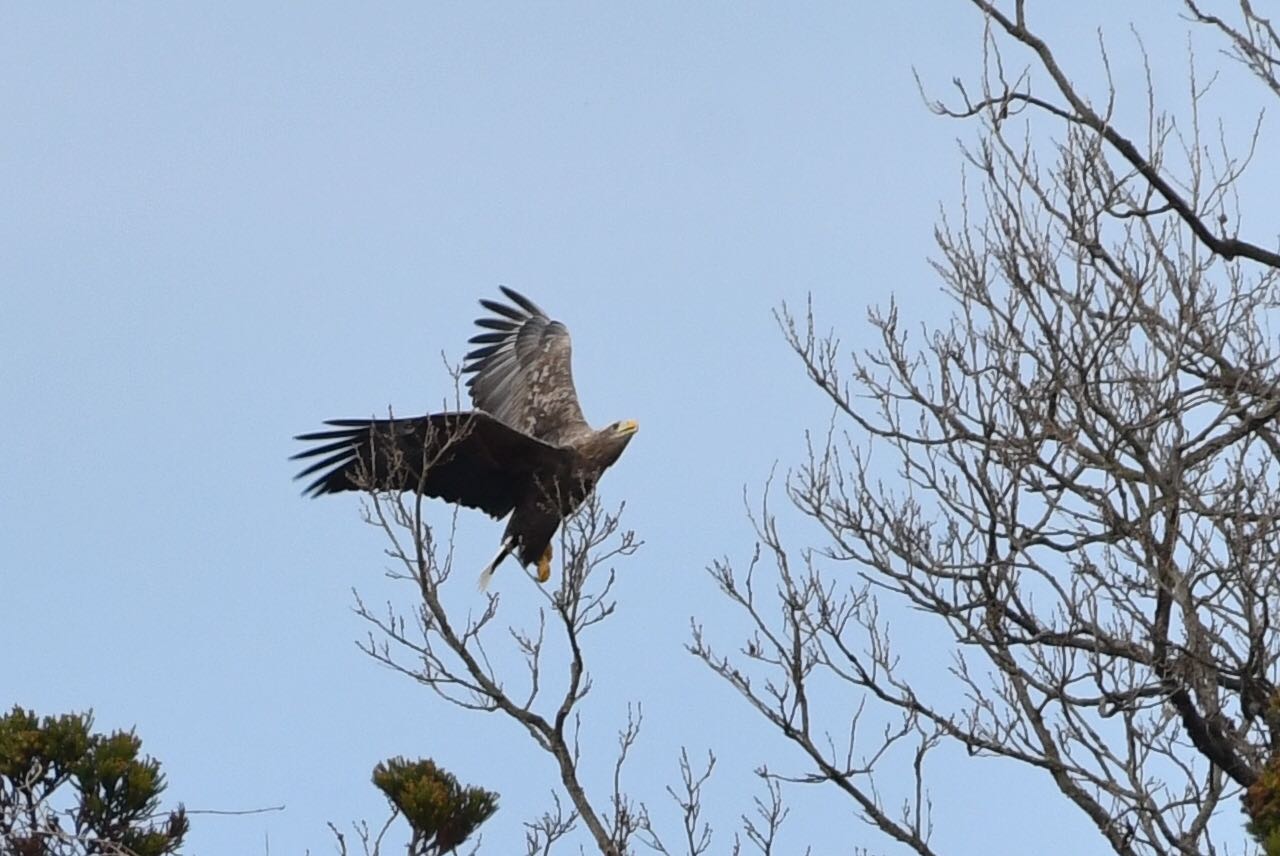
[371,758,497,855]
[0,706,188,856]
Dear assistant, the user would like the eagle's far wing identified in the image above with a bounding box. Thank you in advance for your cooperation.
[291,411,566,517]
[462,287,589,442]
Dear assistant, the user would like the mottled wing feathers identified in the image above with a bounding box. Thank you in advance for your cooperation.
[291,411,568,518]
[463,287,588,443]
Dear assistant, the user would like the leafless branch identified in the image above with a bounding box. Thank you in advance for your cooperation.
[701,3,1280,853]
[345,415,643,855]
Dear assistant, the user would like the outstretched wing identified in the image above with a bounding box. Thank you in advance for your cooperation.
[463,287,589,443]
[291,411,569,518]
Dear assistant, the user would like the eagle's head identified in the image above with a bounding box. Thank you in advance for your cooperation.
[592,419,638,468]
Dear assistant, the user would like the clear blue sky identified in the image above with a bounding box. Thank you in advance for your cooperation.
[2,3,1268,853]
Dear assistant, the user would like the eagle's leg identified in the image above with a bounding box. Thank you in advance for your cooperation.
[537,543,553,583]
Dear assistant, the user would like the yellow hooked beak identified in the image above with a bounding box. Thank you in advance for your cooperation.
[616,419,639,436]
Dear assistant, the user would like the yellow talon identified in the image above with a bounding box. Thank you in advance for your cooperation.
[536,544,553,583]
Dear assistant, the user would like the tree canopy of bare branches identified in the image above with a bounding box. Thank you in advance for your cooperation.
[347,410,802,854]
[695,2,1280,854]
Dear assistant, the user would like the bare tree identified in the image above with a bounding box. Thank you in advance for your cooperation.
[695,2,1280,854]
[338,402,679,855]
[341,406,817,854]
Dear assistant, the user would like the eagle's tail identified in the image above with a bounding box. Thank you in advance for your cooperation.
[477,536,515,591]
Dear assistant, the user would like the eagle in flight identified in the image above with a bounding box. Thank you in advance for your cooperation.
[293,287,638,587]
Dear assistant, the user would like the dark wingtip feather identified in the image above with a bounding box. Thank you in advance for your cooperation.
[468,332,509,344]
[465,344,502,361]
[498,286,545,317]
[325,418,382,427]
[474,318,518,331]
[293,429,354,444]
[302,476,333,498]
[293,419,373,445]
[293,448,356,481]
[291,436,360,460]
[479,298,526,321]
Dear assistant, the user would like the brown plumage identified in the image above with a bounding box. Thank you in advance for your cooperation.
[293,287,638,585]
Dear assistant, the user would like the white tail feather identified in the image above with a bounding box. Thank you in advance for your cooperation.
[477,537,514,592]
